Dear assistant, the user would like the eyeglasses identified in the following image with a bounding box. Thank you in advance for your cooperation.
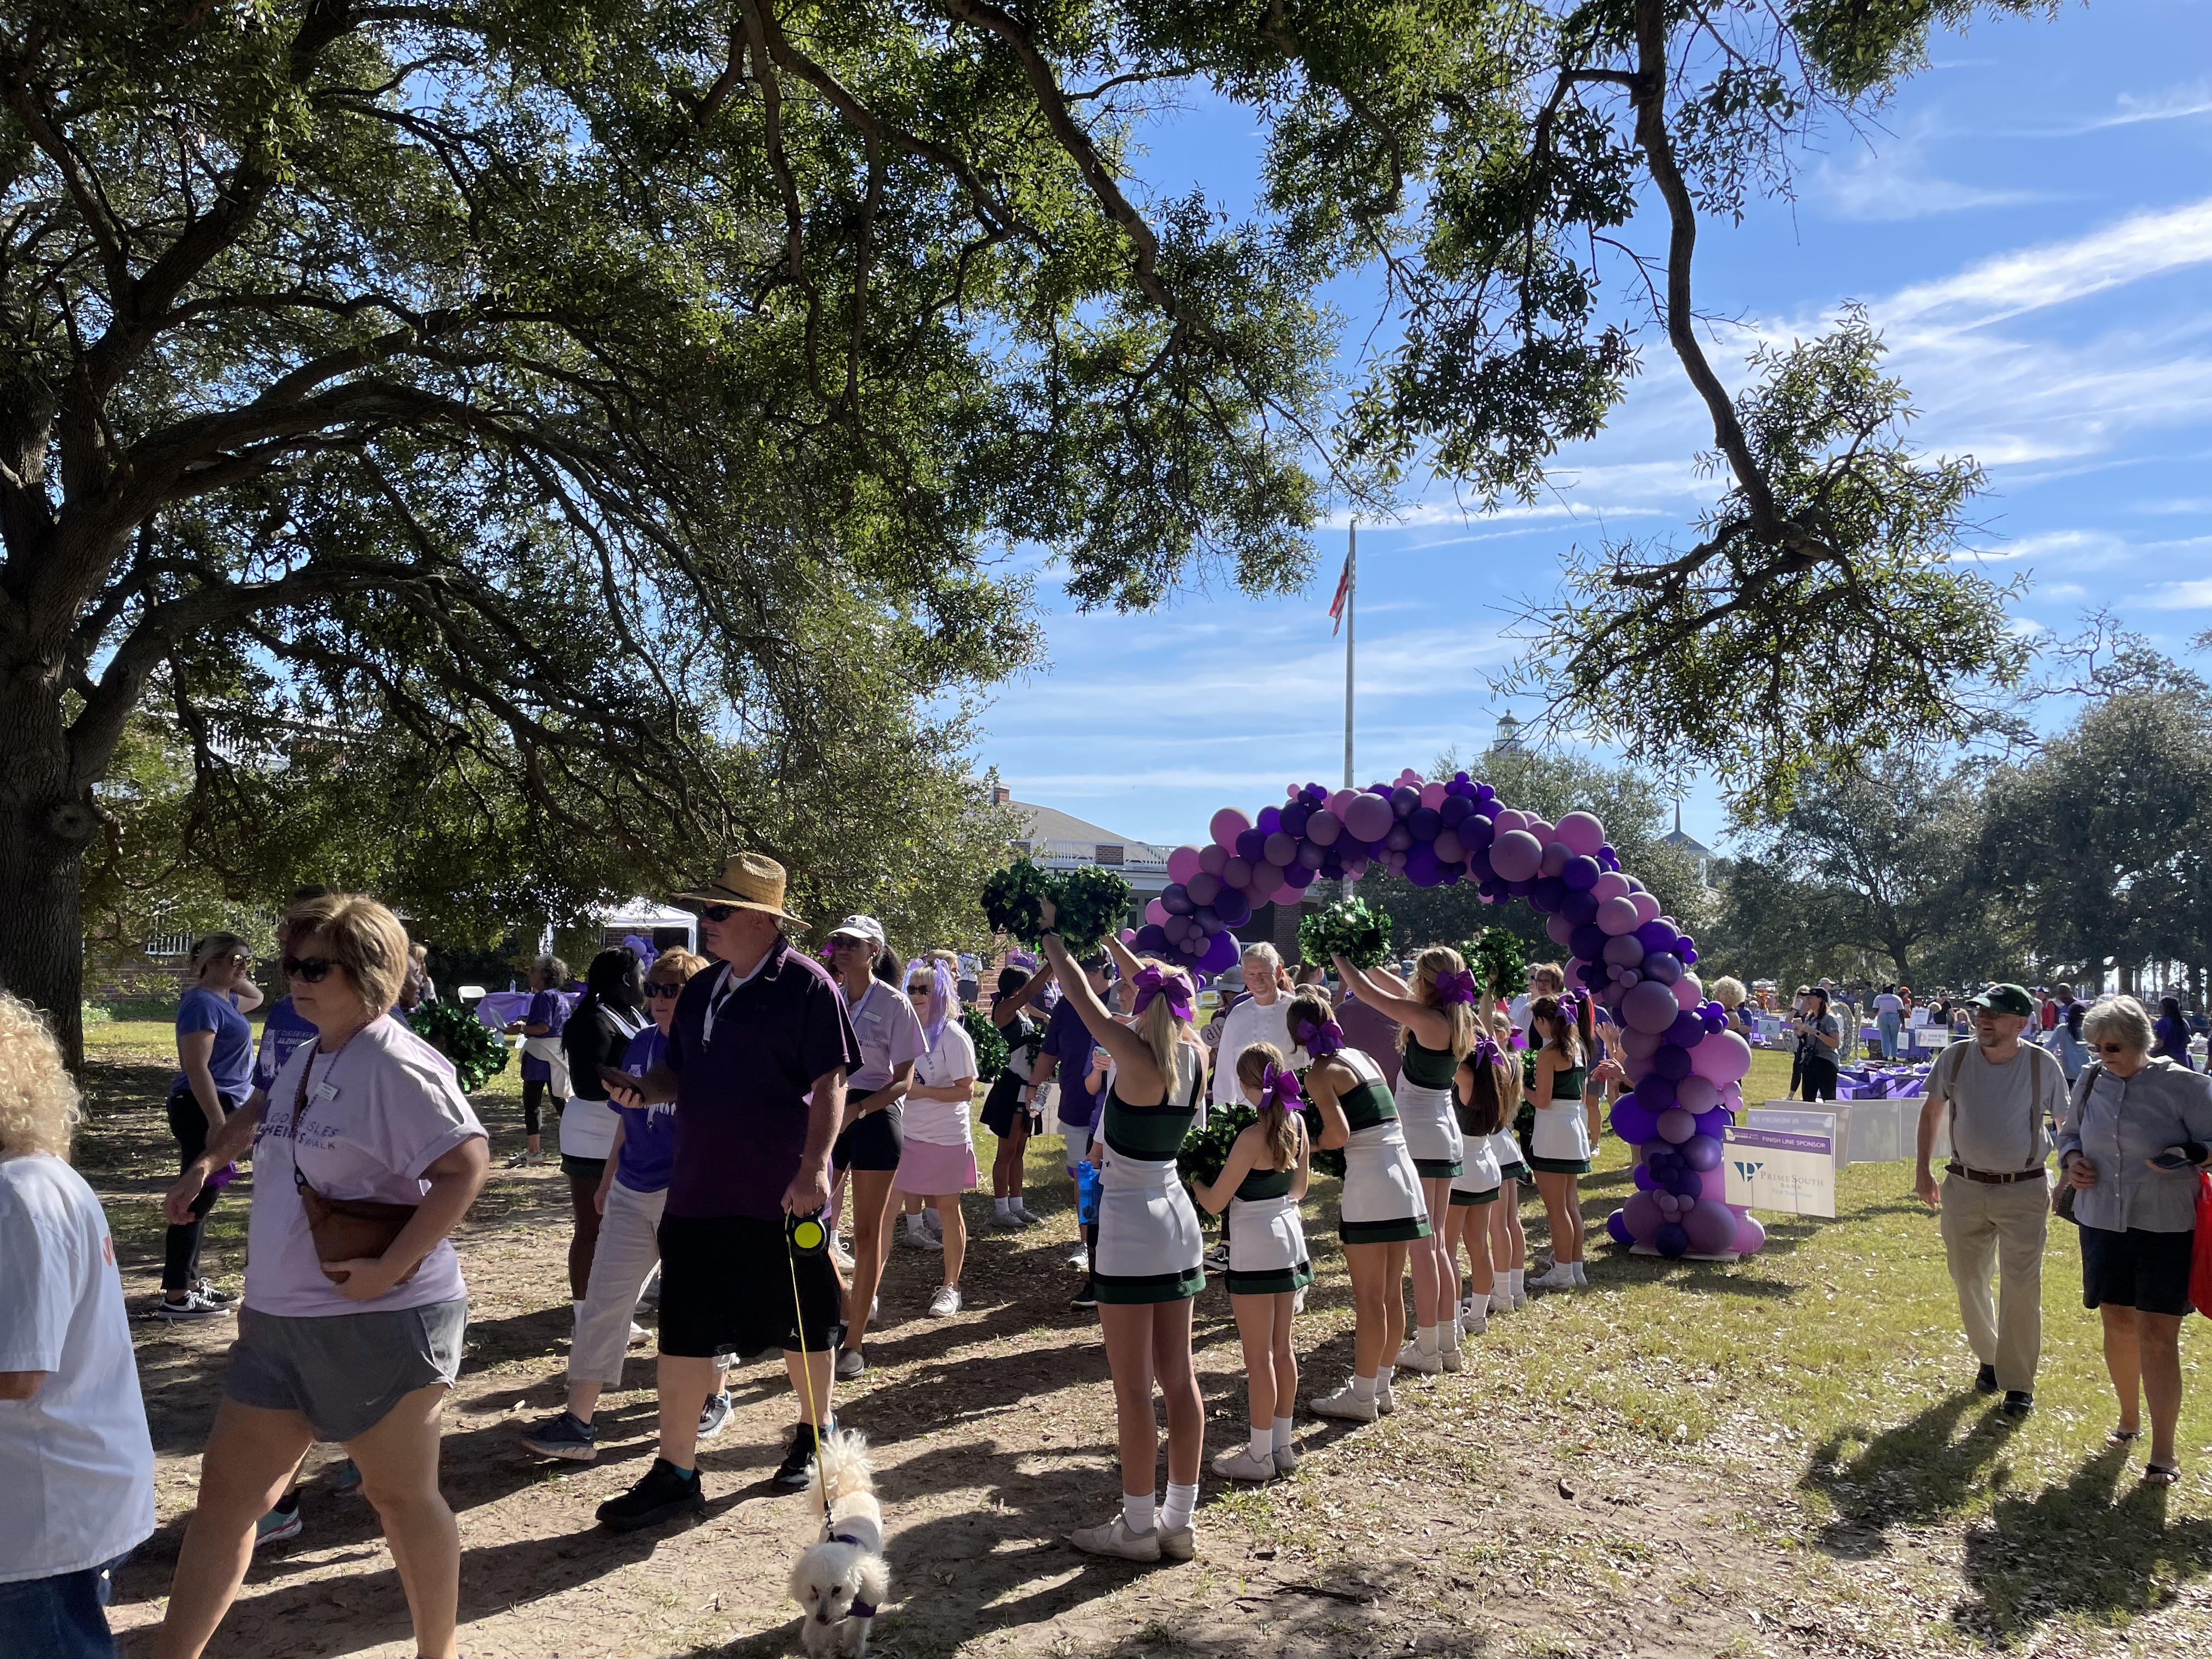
[646,981,684,999]
[283,956,336,983]
[2094,1042,2131,1055]
[700,904,737,923]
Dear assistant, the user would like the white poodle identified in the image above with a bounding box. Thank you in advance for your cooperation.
[787,1427,890,1658]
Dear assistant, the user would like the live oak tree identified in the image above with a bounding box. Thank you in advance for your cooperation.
[4,0,2055,1058]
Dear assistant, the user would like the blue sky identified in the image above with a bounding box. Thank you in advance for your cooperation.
[970,0,2212,853]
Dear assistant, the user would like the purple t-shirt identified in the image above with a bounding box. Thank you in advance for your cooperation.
[176,986,253,1102]
[520,989,569,1083]
[251,996,318,1094]
[1042,999,1102,1132]
[246,1016,486,1317]
[664,938,862,1221]
[611,1026,678,1194]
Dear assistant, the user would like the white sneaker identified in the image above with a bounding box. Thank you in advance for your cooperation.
[1203,1244,1231,1272]
[1376,1383,1398,1417]
[1293,1285,1307,1313]
[1511,1279,1530,1310]
[1211,1446,1277,1482]
[1069,1515,1161,1561]
[1273,1443,1302,1475]
[1463,1300,1489,1336]
[1439,1335,1464,1372]
[1308,1384,1378,1423]
[1014,1203,1046,1227]
[1528,1262,1578,1291]
[828,1240,856,1271]
[922,1210,944,1240]
[628,1321,650,1344]
[901,1224,943,1252]
[1393,1341,1443,1375]
[1066,1248,1091,1269]
[928,1284,962,1317]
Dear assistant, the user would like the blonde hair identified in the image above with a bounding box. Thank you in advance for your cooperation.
[648,949,708,985]
[0,994,81,1159]
[1711,976,1746,1008]
[1397,945,1477,1060]
[189,933,250,978]
[1530,961,1565,994]
[285,893,410,1014]
[1234,1042,1302,1171]
[1131,956,1198,1086]
[2081,995,2155,1058]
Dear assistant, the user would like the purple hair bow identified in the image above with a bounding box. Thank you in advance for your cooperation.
[1469,1034,1503,1071]
[1434,968,1477,1007]
[1131,964,1193,1021]
[1260,1062,1304,1113]
[1295,1014,1345,1057]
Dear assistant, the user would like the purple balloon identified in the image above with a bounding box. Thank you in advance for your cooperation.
[1667,1009,1707,1047]
[1407,805,1442,842]
[1306,808,1342,847]
[1194,906,1223,935]
[1256,805,1282,834]
[1460,814,1496,851]
[1214,888,1252,927]
[1622,978,1683,1034]
[1632,1073,1677,1111]
[1282,862,1317,888]
[1561,888,1599,927]
[1641,951,1683,985]
[1343,794,1393,843]
[1681,1133,1723,1171]
[1634,919,1676,952]
[1404,844,1442,887]
[1531,875,1568,911]
[1568,923,1606,961]
[1632,1163,1657,1192]
[1606,1209,1635,1246]
[1655,1106,1696,1144]
[1222,856,1254,889]
[1162,883,1194,915]
[1731,1210,1767,1254]
[1610,1099,1659,1146]
[1391,785,1420,818]
[1561,855,1601,892]
[1652,1043,1692,1081]
[1604,933,1646,968]
[1683,1198,1738,1256]
[1623,1190,1662,1243]
[1280,801,1311,837]
[1263,831,1299,866]
[1200,930,1240,974]
[1439,793,1472,827]
[1135,924,1169,953]
[1673,1074,1718,1114]
[1693,1105,1734,1141]
[1654,1222,1689,1258]
[1235,827,1267,862]
[1186,871,1221,907]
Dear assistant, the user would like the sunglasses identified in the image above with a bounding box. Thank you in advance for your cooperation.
[907,985,931,997]
[700,904,737,922]
[646,981,684,998]
[283,956,336,983]
[2094,1041,2131,1055]
[831,935,876,951]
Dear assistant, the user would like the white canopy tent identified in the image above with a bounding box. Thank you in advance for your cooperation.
[538,898,698,960]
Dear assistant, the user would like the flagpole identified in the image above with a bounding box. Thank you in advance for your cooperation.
[1343,520,1356,791]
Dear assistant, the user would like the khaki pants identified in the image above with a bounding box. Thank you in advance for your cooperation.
[1939,1172,2049,1393]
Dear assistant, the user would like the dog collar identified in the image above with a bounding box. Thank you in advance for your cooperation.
[829,1531,867,1548]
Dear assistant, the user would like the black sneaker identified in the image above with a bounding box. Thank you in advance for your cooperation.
[774,1419,833,1488]
[595,1457,706,1532]
[1070,1280,1099,1311]
[2001,1390,2034,1418]
[1974,1363,1999,1395]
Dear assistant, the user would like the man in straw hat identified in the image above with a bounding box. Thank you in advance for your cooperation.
[596,853,861,1530]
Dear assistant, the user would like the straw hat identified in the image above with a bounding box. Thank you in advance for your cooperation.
[673,852,803,923]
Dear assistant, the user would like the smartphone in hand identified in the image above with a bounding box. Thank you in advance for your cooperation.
[2151,1146,2194,1170]
[599,1065,650,1098]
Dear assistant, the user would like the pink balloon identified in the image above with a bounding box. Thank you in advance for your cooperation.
[1433,829,1464,864]
[1166,845,1202,884]
[1527,819,1555,843]
[1198,843,1228,877]
[1493,808,1528,834]
[1696,1167,1728,1203]
[1554,811,1606,857]
[1731,1210,1767,1255]
[1344,794,1394,843]
[1622,978,1683,1034]
[1263,831,1298,866]
[1145,899,1169,926]
[1419,781,1447,809]
[1596,895,1640,935]
[1222,856,1253,888]
[1674,973,1703,1010]
[1489,828,1544,882]
[1592,871,1632,902]
[1210,808,1251,849]
[1186,871,1221,907]
[1118,928,1138,945]
[1688,1030,1752,1084]
[1305,808,1341,847]
[1630,891,1663,926]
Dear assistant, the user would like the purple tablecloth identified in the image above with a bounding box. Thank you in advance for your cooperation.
[475,989,580,1031]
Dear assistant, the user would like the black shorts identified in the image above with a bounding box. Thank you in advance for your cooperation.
[2080,1224,2197,1316]
[655,1212,846,1358]
[832,1103,902,1172]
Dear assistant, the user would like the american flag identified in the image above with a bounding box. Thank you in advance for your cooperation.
[1327,550,1352,636]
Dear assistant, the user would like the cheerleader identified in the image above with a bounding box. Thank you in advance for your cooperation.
[1445,1033,1514,1335]
[1038,905,1209,1564]
[1189,1043,1312,1481]
[979,963,1054,1226]
[1525,992,1601,1290]
[1294,991,1430,1423]
[1481,1000,1529,1310]
[1333,948,1476,1376]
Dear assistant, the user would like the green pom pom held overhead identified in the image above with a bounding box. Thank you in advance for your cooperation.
[1299,895,1393,970]
[1462,928,1527,1000]
[980,856,1133,954]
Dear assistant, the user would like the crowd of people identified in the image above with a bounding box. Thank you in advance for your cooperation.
[3,857,2210,1655]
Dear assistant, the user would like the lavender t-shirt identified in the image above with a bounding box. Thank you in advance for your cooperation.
[245,1016,486,1317]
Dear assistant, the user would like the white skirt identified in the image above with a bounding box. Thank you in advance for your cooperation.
[1226,1193,1312,1295]
[1451,1132,1503,1199]
[1094,1153,1204,1304]
[1339,1120,1430,1244]
[1392,1074,1465,1177]
[559,1094,620,1160]
[1529,1098,1594,1170]
[1489,1126,1528,1177]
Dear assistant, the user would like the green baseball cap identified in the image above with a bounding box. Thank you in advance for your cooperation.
[1969,983,2036,1017]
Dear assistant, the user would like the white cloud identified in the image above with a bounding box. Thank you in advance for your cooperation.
[2145,578,2212,608]
[2078,78,2212,132]
[1816,146,2047,222]
[1881,198,2212,332]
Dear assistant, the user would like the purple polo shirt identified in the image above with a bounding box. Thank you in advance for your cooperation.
[664,935,861,1220]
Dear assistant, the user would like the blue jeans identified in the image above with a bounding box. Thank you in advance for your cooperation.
[0,1560,121,1659]
[1877,1011,1901,1060]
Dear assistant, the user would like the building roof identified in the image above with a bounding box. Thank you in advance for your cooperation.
[1008,799,1175,885]
[1659,802,1714,860]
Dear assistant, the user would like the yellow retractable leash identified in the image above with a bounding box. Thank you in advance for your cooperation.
[785,1211,834,1521]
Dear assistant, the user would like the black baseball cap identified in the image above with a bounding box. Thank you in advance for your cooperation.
[1969,984,2035,1017]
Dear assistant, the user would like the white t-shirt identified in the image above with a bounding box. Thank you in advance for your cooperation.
[1874,993,1903,1017]
[1209,994,1306,1107]
[250,1016,486,1318]
[905,1023,978,1147]
[845,980,927,1094]
[0,1155,156,1582]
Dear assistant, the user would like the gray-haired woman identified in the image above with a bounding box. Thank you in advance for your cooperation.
[2057,994,2212,1486]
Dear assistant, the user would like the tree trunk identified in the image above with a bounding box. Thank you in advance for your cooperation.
[0,658,95,1069]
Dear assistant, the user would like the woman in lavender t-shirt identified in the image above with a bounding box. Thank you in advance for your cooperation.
[154,893,489,1659]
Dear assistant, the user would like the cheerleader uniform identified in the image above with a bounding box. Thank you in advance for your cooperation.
[1333,1048,1431,1245]
[1527,1062,1593,1175]
[1448,1094,1504,1208]
[1393,1036,1464,1179]
[1093,1043,1207,1305]
[1224,1147,1313,1297]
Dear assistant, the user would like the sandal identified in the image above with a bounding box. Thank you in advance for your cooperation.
[2143,1462,2181,1487]
[2107,1426,2143,1445]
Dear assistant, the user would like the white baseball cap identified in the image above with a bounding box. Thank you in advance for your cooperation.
[827,915,887,949]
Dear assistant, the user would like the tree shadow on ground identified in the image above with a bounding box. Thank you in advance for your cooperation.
[1798,1389,2019,1558]
[1952,1444,2212,1641]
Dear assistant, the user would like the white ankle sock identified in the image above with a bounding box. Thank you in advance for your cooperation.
[1249,1426,1272,1460]
[1350,1373,1377,1402]
[1377,1364,1395,1390]
[1122,1491,1154,1533]
[1508,1268,1525,1298]
[994,1196,1013,1218]
[1160,1480,1199,1532]
[1414,1325,1439,1356]
[1272,1415,1293,1450]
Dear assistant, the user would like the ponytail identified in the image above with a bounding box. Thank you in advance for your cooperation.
[1235,1042,1302,1172]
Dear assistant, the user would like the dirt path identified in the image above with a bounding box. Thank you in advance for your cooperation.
[73,1058,2211,1659]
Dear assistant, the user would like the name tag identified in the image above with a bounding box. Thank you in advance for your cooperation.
[314,1081,341,1102]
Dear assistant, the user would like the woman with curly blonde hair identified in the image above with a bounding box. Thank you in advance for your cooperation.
[1,993,157,1656]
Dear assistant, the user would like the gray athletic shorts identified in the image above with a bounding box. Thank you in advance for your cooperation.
[224,1299,467,1442]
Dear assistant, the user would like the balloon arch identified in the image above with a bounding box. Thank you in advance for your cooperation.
[1130,765,1764,1260]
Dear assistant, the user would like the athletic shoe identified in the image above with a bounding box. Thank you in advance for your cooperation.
[1066,1248,1091,1269]
[900,1224,942,1252]
[834,1347,866,1381]
[775,1419,833,1488]
[922,1210,944,1240]
[1159,1523,1196,1562]
[1527,1263,1578,1292]
[992,1209,1026,1230]
[828,1240,856,1272]
[1273,1443,1302,1476]
[193,1278,235,1306]
[1392,1341,1443,1375]
[697,1392,733,1439]
[1203,1244,1231,1272]
[1014,1203,1045,1227]
[1308,1385,1378,1423]
[2001,1390,2034,1419]
[1439,1339,1464,1373]
[1376,1383,1398,1417]
[1068,1515,1161,1561]
[1974,1362,1999,1395]
[517,1411,598,1462]
[1069,1281,1099,1311]
[254,1501,302,1548]
[1210,1447,1276,1482]
[596,1457,706,1531]
[869,1294,879,1323]
[1292,1285,1307,1313]
[155,1289,231,1320]
[629,1321,651,1344]
[330,1459,363,1497]
[928,1284,962,1317]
